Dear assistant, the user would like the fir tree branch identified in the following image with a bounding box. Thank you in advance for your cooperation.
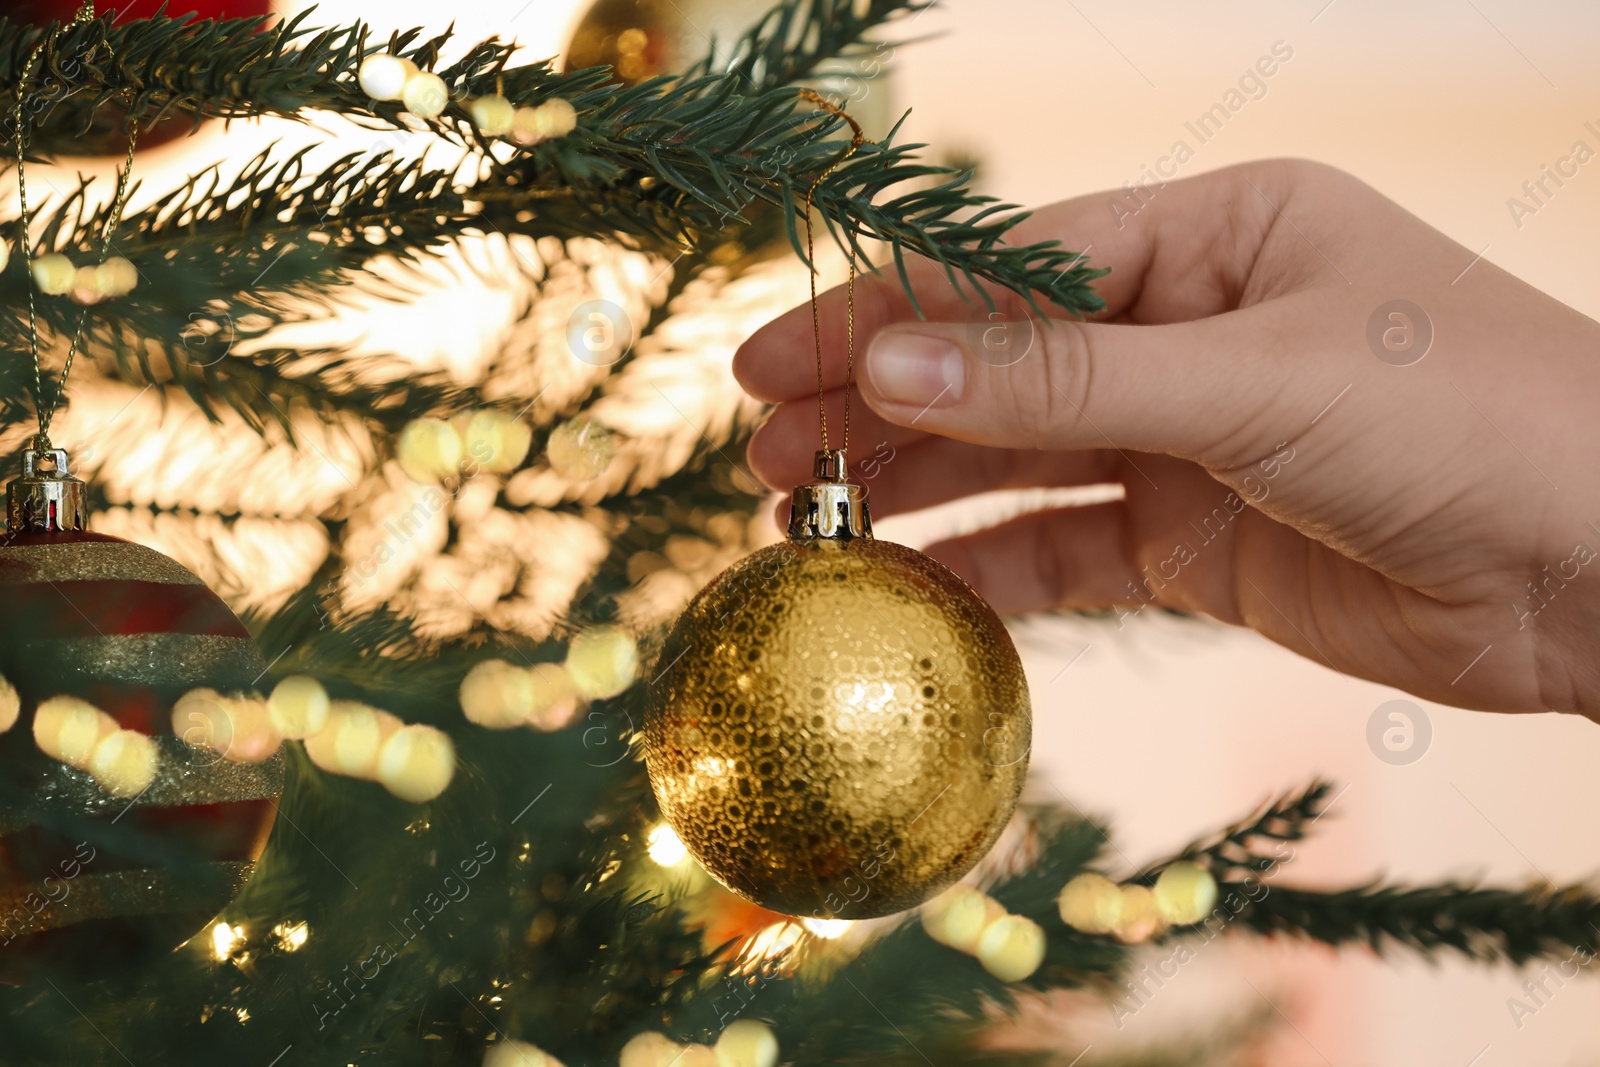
[678,0,933,91]
[802,134,1106,316]
[0,3,1105,384]
[1237,881,1600,967]
[657,812,1124,1063]
[0,10,400,152]
[0,4,1105,435]
[0,148,493,431]
[1162,780,1336,882]
[0,115,1097,433]
[1,1,928,145]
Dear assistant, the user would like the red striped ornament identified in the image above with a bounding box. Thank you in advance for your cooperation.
[0,449,280,982]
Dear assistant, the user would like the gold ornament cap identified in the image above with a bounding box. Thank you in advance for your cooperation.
[7,445,89,532]
[787,449,871,542]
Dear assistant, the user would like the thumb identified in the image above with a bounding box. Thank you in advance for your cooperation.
[856,304,1338,466]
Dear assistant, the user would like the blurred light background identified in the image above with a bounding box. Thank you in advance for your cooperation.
[137,0,1600,1060]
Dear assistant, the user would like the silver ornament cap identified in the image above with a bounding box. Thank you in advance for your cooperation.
[787,449,872,542]
[7,446,89,532]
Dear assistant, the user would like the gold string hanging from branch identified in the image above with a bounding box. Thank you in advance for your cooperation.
[797,87,868,458]
[11,0,141,456]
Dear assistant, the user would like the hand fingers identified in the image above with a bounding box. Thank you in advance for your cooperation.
[856,300,1335,468]
[920,494,1297,630]
[924,492,1529,709]
[854,437,1117,517]
[748,390,1120,517]
[920,459,1260,617]
[733,159,1307,405]
[923,502,1137,615]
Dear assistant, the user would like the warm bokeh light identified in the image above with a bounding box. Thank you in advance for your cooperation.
[646,823,688,867]
[271,920,310,952]
[210,921,244,961]
[801,917,852,940]
[735,921,803,969]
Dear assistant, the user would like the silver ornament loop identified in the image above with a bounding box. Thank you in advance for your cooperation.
[787,449,872,541]
[7,447,90,533]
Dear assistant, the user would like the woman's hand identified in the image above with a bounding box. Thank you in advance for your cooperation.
[734,159,1600,717]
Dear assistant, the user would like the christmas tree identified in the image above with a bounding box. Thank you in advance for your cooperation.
[0,4,1597,1065]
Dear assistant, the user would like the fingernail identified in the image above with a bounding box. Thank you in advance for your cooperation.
[866,331,963,408]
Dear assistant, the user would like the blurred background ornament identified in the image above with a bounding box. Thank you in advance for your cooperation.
[356,52,418,102]
[510,98,580,145]
[974,913,1045,981]
[483,1040,565,1067]
[564,0,897,137]
[375,723,456,802]
[0,449,281,982]
[1112,884,1164,944]
[458,410,534,475]
[460,659,539,729]
[715,1020,779,1067]
[563,0,671,85]
[10,0,267,21]
[396,417,464,484]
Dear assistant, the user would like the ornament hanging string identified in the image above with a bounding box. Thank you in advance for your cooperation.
[797,89,869,457]
[12,0,140,453]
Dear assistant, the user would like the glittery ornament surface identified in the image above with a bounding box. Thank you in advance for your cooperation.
[644,537,1030,920]
[0,529,279,981]
[0,538,204,584]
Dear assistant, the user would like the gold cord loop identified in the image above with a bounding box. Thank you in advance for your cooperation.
[797,88,869,457]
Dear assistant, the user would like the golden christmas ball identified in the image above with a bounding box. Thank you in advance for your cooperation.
[643,450,1030,920]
